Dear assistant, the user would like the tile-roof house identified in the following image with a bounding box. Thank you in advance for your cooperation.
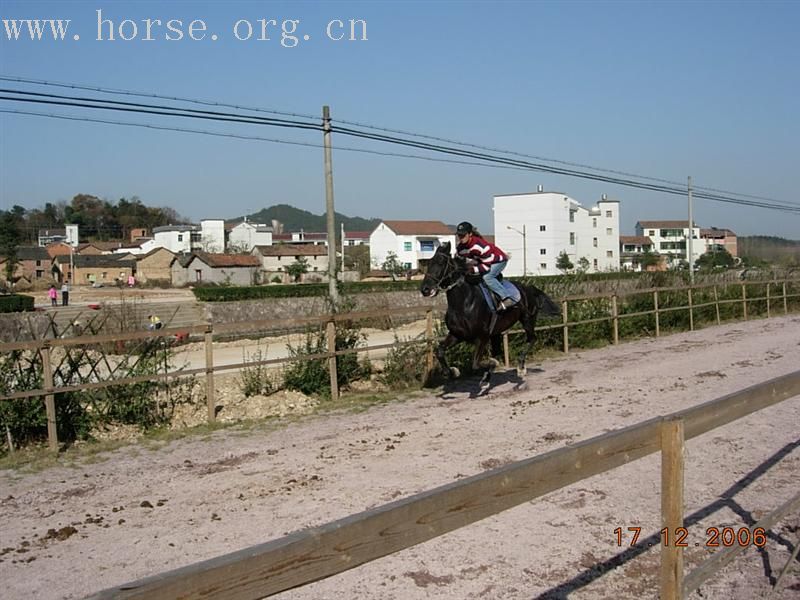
[252,244,330,283]
[369,220,456,271]
[170,252,261,287]
[53,254,136,285]
[0,246,53,284]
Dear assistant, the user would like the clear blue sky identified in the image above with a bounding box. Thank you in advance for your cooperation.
[1,0,798,238]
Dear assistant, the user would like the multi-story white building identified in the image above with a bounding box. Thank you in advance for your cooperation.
[493,189,620,276]
[369,220,455,271]
[151,219,225,254]
[634,220,702,267]
[228,221,274,252]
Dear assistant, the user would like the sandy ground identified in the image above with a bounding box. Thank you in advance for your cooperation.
[1,315,799,599]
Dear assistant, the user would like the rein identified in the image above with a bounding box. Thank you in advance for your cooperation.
[431,256,465,291]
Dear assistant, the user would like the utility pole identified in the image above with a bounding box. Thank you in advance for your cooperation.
[507,224,527,276]
[687,176,694,284]
[341,222,345,274]
[323,105,339,305]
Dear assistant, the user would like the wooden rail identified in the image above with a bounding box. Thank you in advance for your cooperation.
[86,369,800,599]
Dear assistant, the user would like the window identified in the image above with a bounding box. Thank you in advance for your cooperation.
[190,232,202,243]
[593,218,597,228]
[540,263,547,270]
[593,237,598,247]
[569,232,575,245]
[593,259,598,269]
[606,228,613,235]
[540,248,546,255]
[606,250,613,258]
[177,234,183,242]
[195,269,202,281]
[539,225,546,232]
[420,240,435,252]
[102,272,107,279]
[569,212,575,223]
[404,242,412,252]
[35,260,41,266]
[35,270,43,279]
[606,210,612,218]
[648,230,655,236]
[403,262,412,269]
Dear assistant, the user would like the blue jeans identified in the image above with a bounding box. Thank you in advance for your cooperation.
[483,261,508,299]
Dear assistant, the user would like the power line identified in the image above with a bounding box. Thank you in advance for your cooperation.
[2,83,798,215]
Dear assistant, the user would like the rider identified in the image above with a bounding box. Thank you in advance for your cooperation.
[455,221,516,311]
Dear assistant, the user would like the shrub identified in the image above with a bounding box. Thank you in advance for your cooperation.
[379,335,428,390]
[239,345,276,397]
[0,294,35,313]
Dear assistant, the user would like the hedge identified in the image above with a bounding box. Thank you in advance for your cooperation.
[192,280,422,302]
[0,294,35,313]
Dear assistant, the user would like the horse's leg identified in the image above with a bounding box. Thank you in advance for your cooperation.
[436,333,462,379]
[517,308,538,377]
[473,337,498,391]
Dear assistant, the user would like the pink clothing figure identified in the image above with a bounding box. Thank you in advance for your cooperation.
[127,275,135,287]
[48,285,58,306]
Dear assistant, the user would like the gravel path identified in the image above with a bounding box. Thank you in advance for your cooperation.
[1,315,799,599]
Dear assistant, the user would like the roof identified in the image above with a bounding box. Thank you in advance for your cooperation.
[253,245,329,257]
[344,231,370,239]
[16,246,52,261]
[45,242,74,257]
[378,220,454,236]
[700,228,737,238]
[137,247,177,261]
[188,252,261,268]
[38,228,66,236]
[620,236,653,245]
[54,255,136,268]
[637,220,694,228]
[152,225,197,233]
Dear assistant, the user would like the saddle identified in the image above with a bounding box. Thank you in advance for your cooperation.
[469,274,521,313]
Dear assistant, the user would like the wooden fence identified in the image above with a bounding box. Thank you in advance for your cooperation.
[84,368,800,599]
[1,278,799,451]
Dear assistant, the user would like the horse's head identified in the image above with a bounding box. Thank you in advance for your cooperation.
[420,242,464,297]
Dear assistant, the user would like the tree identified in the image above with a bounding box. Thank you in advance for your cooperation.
[556,251,574,273]
[576,256,591,273]
[0,211,21,287]
[638,248,661,270]
[381,252,405,281]
[696,248,735,270]
[285,257,310,283]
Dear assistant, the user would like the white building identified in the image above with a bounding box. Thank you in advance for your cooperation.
[635,220,702,267]
[369,220,455,271]
[493,189,621,276]
[151,219,225,254]
[228,221,274,252]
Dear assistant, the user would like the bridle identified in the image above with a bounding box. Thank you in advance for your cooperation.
[426,253,465,292]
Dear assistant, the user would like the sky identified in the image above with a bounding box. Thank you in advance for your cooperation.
[1,0,798,238]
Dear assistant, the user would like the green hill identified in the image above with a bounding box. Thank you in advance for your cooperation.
[230,204,380,233]
[738,236,800,264]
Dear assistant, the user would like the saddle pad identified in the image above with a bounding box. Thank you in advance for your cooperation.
[479,280,521,311]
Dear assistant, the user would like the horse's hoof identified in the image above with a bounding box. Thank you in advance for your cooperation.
[449,367,461,379]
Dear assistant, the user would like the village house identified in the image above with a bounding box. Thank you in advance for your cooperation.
[53,254,135,285]
[369,220,455,272]
[134,247,176,284]
[252,244,330,283]
[170,252,261,287]
[0,246,53,285]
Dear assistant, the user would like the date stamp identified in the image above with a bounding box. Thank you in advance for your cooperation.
[614,526,767,548]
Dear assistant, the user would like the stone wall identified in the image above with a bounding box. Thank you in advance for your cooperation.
[0,312,52,343]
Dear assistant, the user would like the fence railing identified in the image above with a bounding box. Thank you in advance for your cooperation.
[84,369,800,600]
[1,278,799,451]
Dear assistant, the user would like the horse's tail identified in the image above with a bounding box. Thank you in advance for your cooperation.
[520,284,561,317]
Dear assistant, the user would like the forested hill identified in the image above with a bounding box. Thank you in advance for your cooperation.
[738,236,800,263]
[232,204,380,232]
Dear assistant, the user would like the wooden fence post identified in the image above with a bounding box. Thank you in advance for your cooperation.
[503,333,510,368]
[741,283,748,320]
[783,281,788,315]
[688,288,694,331]
[425,309,434,374]
[611,295,619,345]
[327,320,338,400]
[713,286,721,325]
[562,299,569,354]
[205,324,215,423]
[661,416,685,600]
[766,283,771,318]
[41,343,58,452]
[654,290,660,338]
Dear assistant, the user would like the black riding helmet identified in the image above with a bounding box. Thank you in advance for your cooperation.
[456,221,473,236]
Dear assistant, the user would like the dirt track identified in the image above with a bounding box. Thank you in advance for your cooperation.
[1,315,799,599]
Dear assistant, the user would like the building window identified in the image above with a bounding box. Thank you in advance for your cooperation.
[177,234,183,242]
[569,212,575,223]
[403,262,412,269]
[195,270,202,281]
[539,225,546,232]
[606,228,613,235]
[102,272,108,279]
[648,230,655,236]
[569,232,575,245]
[593,259,598,269]
[404,242,412,252]
[593,218,597,228]
[606,250,613,258]
[593,238,598,247]
[420,240,434,252]
[606,210,612,218]
[540,263,547,270]
[35,260,41,266]
[540,248,546,255]
[35,270,43,279]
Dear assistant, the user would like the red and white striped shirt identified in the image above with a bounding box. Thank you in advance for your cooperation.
[456,235,508,274]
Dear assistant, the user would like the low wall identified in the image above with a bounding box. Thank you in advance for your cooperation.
[0,312,52,343]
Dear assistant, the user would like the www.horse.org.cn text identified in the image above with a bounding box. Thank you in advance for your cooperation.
[1,10,369,47]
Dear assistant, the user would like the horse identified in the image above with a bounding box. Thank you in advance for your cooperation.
[420,242,561,391]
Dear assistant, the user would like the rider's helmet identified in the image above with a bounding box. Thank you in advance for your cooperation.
[456,221,474,237]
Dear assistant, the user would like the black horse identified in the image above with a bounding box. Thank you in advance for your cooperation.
[420,242,560,390]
